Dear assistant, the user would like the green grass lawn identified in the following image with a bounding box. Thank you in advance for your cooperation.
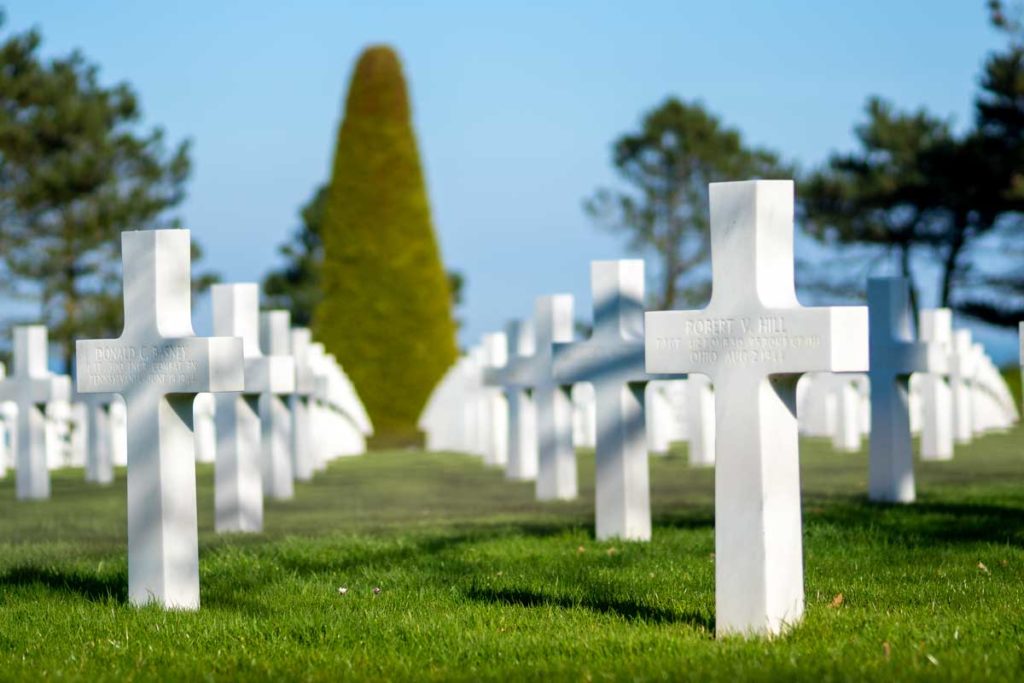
[1,431,1023,682]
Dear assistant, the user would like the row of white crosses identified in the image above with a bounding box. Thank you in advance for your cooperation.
[75,229,371,609]
[0,326,71,498]
[793,308,1018,465]
[451,179,1022,637]
[422,357,715,466]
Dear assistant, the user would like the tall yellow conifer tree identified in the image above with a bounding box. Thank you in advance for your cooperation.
[315,45,457,445]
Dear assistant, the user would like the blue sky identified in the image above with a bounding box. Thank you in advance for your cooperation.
[4,1,1017,361]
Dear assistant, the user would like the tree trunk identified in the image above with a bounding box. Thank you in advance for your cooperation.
[658,263,678,311]
[939,222,965,309]
[899,243,919,334]
[61,263,77,375]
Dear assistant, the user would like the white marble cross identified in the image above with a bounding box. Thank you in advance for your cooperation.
[259,310,296,500]
[45,395,73,470]
[76,230,244,609]
[307,341,331,471]
[829,375,862,453]
[109,397,127,466]
[519,296,576,500]
[483,321,538,481]
[0,326,69,499]
[919,309,954,461]
[645,180,868,637]
[290,327,316,482]
[867,277,947,503]
[644,381,674,455]
[211,284,293,533]
[79,392,114,484]
[193,393,216,464]
[553,260,660,540]
[950,329,976,444]
[685,375,716,465]
[481,332,509,467]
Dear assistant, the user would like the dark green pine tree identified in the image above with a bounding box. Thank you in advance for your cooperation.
[953,5,1024,324]
[315,45,457,445]
[803,2,1024,325]
[0,19,200,370]
[263,185,326,327]
[585,98,786,310]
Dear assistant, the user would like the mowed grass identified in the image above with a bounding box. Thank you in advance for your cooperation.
[1,430,1024,681]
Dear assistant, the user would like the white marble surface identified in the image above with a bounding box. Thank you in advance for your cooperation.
[79,392,114,484]
[831,376,862,453]
[259,310,297,500]
[525,296,576,501]
[553,260,659,540]
[211,284,291,532]
[645,180,868,637]
[644,381,673,455]
[685,374,716,465]
[482,332,509,467]
[0,326,69,499]
[193,393,216,464]
[571,382,596,450]
[919,309,954,461]
[950,330,975,444]
[290,327,316,481]
[76,230,244,610]
[867,278,947,504]
[483,320,538,481]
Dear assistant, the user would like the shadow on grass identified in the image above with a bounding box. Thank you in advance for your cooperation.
[651,510,715,532]
[267,521,588,575]
[465,585,714,633]
[0,565,126,603]
[808,499,1024,547]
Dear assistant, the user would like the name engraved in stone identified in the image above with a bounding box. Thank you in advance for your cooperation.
[82,345,200,387]
[655,316,821,367]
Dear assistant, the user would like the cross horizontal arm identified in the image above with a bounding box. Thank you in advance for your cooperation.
[553,340,669,386]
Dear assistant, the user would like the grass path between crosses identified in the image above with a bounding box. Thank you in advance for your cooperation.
[0,429,1023,681]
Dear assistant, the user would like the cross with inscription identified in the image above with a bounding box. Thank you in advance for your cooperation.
[260,310,297,499]
[645,180,868,637]
[211,284,294,532]
[76,230,244,609]
[867,277,948,503]
[483,320,539,481]
[554,260,663,540]
[0,325,70,499]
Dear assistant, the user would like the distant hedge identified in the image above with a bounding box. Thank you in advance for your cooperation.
[315,45,457,445]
